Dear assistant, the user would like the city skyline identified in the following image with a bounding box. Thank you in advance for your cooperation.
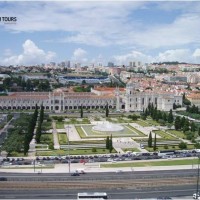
[0,1,200,66]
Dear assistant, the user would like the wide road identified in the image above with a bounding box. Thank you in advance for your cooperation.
[0,169,197,199]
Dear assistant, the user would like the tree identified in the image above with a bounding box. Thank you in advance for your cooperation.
[198,127,200,136]
[148,132,152,148]
[183,118,190,132]
[180,117,186,128]
[39,104,44,124]
[168,109,174,123]
[109,134,113,153]
[35,121,42,143]
[191,122,196,132]
[106,136,109,149]
[153,133,157,151]
[179,142,187,150]
[105,103,109,117]
[80,105,83,118]
[163,112,167,122]
[175,116,181,130]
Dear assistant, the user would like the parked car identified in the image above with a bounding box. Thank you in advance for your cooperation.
[0,177,7,181]
[71,172,80,176]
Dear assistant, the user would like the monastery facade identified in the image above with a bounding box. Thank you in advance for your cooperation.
[0,83,182,112]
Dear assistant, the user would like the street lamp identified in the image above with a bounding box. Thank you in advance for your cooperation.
[67,125,71,173]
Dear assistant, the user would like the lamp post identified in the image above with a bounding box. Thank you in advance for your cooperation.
[67,125,71,173]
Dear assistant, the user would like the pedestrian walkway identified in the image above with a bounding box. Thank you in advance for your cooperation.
[64,125,81,141]
[52,121,60,149]
[0,162,197,174]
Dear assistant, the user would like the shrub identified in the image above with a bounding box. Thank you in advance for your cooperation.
[164,145,168,149]
[92,147,97,152]
[179,142,187,149]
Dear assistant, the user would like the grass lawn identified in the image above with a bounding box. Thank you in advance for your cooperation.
[122,148,141,152]
[36,148,116,156]
[101,158,197,168]
[58,132,68,145]
[167,130,186,139]
[56,121,65,129]
[146,144,195,152]
[76,126,87,138]
[9,152,27,157]
[70,118,90,124]
[127,125,146,136]
[40,133,54,149]
[146,119,160,126]
[154,130,177,140]
[136,120,150,127]
[79,125,138,138]
[70,140,105,145]
[42,121,52,130]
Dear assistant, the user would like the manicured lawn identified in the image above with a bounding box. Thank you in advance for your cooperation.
[70,140,105,145]
[146,119,160,126]
[70,118,90,124]
[167,130,186,139]
[9,152,27,157]
[136,120,150,127]
[40,133,54,149]
[122,148,141,152]
[42,121,52,130]
[146,144,195,152]
[127,125,145,136]
[58,133,68,145]
[80,125,138,137]
[154,130,177,140]
[36,148,116,156]
[76,126,87,138]
[56,121,65,129]
[101,158,197,168]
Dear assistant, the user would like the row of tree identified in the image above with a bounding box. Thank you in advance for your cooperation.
[35,105,44,143]
[2,76,51,92]
[174,116,197,133]
[186,104,200,114]
[23,105,38,155]
[142,103,174,124]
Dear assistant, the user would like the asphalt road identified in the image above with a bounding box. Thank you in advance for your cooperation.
[0,169,197,199]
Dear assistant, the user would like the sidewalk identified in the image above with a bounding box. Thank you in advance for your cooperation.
[0,162,197,174]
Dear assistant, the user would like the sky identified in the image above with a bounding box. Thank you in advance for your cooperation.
[0,1,200,66]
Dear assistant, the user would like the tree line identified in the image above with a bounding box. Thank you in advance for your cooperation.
[141,103,174,124]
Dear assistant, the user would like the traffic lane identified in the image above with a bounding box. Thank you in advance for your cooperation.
[0,184,195,199]
[0,171,197,182]
[0,169,197,179]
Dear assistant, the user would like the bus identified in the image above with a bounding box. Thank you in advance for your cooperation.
[158,150,175,157]
[77,192,108,199]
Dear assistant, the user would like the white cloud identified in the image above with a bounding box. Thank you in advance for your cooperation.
[114,48,200,65]
[72,48,88,63]
[1,40,56,66]
[114,51,153,65]
[62,32,109,47]
[155,49,192,62]
[192,49,200,63]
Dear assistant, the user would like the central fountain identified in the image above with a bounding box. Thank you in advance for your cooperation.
[92,121,124,133]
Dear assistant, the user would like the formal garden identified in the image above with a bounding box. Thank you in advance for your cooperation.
[1,103,200,157]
